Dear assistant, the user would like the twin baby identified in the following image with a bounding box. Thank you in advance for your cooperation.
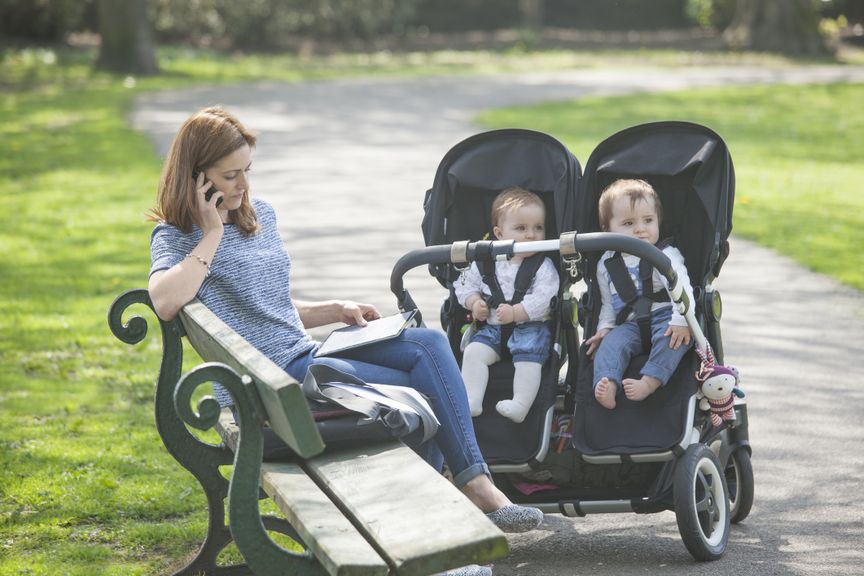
[456,180,693,422]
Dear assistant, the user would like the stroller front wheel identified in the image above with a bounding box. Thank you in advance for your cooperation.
[673,444,730,561]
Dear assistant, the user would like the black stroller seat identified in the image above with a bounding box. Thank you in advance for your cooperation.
[573,348,697,455]
[422,129,581,466]
[572,121,735,457]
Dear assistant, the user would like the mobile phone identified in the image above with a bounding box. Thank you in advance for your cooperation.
[192,169,223,207]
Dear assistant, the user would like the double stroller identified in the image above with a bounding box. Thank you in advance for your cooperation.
[390,123,753,561]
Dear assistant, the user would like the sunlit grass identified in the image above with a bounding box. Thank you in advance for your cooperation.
[478,82,864,290]
[0,65,205,572]
[1,43,861,574]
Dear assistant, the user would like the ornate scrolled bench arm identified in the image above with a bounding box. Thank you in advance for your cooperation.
[108,289,233,471]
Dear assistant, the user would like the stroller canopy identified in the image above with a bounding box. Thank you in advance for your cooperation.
[576,121,735,283]
[422,129,581,285]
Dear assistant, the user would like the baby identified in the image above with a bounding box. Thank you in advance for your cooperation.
[585,179,694,409]
[455,187,559,423]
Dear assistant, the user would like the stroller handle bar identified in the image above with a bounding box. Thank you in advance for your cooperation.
[390,231,708,352]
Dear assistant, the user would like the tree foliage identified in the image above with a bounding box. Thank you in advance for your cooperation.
[722,0,832,55]
[151,0,423,49]
[0,0,853,56]
[0,0,95,42]
[1,0,696,49]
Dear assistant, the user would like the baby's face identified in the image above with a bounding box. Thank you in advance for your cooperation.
[494,203,546,243]
[606,196,659,245]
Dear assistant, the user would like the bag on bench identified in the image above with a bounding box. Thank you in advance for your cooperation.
[302,364,440,450]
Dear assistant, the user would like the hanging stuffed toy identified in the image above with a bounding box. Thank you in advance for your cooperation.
[695,345,744,427]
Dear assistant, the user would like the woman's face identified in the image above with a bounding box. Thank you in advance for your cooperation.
[202,144,252,213]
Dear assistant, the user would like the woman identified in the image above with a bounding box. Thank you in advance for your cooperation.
[147,108,543,553]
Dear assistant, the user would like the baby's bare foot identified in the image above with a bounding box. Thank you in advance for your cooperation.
[594,377,617,409]
[622,376,661,401]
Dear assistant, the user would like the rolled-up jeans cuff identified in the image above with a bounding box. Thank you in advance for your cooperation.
[641,361,674,386]
[512,353,547,363]
[452,463,490,489]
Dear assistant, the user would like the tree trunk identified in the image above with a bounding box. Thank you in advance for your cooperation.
[722,0,832,56]
[518,0,545,35]
[96,0,158,75]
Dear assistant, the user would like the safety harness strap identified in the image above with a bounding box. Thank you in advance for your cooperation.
[478,260,507,310]
[512,253,547,306]
[604,242,672,352]
[478,253,546,309]
[478,253,547,359]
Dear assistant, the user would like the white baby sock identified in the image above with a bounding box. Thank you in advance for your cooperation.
[496,361,542,423]
[461,343,501,416]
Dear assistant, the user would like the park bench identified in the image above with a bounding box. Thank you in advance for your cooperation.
[108,289,508,576]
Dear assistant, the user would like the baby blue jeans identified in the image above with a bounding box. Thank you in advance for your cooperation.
[593,306,691,389]
[470,321,552,364]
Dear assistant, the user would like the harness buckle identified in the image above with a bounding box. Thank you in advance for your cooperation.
[562,254,581,279]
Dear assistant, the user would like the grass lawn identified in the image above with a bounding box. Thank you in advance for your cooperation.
[478,83,864,290]
[0,44,861,574]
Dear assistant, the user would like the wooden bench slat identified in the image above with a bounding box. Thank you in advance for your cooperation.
[218,412,388,576]
[262,463,389,576]
[304,442,509,576]
[218,412,508,575]
[181,299,325,458]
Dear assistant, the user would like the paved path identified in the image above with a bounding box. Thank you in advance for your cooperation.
[133,64,864,575]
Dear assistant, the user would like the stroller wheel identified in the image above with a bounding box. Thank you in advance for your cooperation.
[725,448,754,524]
[673,444,730,561]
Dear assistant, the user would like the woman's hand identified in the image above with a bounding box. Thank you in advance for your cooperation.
[339,301,381,326]
[195,171,224,233]
[665,324,691,349]
[585,327,611,357]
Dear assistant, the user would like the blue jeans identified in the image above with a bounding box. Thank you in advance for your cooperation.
[593,307,691,388]
[471,321,552,363]
[285,327,489,488]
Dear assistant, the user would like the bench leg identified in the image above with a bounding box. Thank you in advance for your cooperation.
[164,488,306,576]
[167,475,247,576]
[176,364,328,576]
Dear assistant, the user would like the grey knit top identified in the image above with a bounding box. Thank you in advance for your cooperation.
[150,198,316,405]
